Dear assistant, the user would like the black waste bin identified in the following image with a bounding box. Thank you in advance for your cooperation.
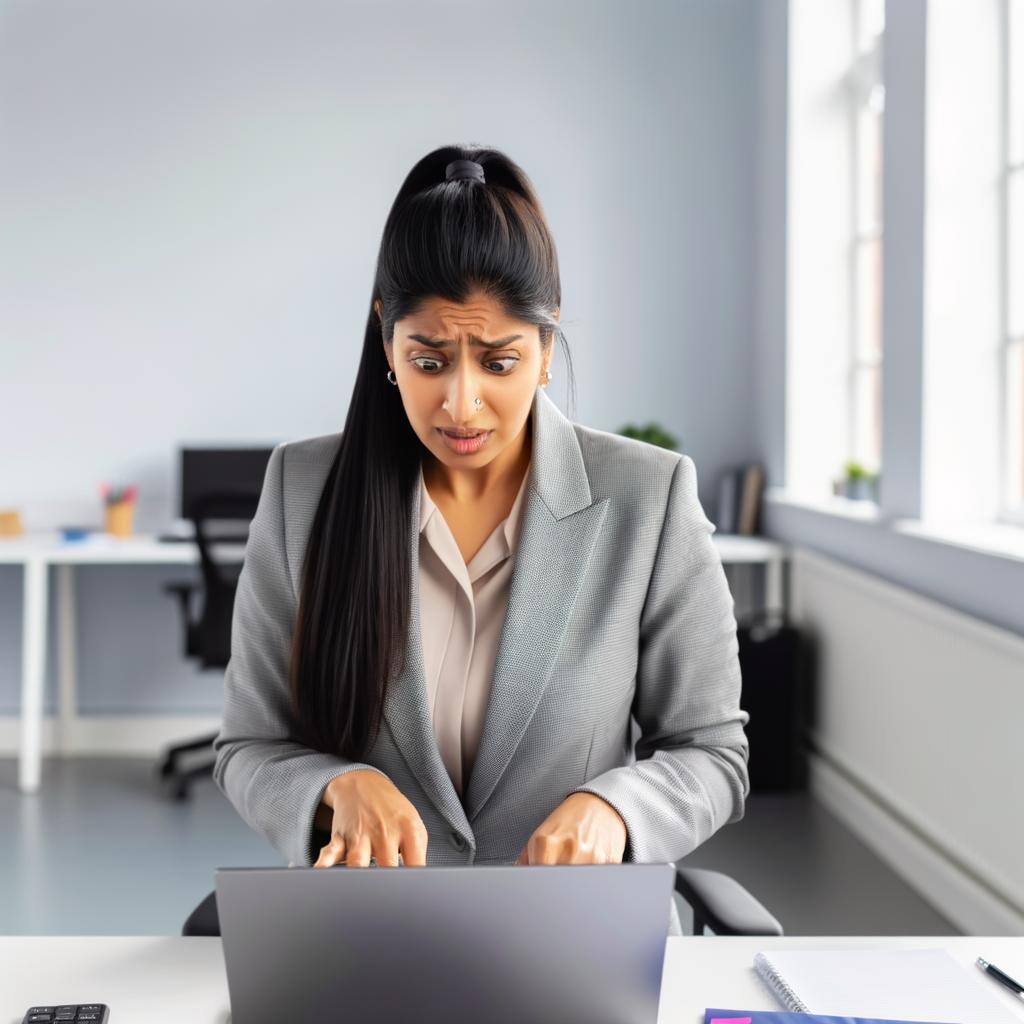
[736,609,811,791]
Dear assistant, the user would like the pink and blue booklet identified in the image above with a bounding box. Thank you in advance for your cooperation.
[705,1013,957,1024]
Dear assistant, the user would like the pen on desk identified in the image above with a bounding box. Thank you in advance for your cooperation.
[976,957,1024,1000]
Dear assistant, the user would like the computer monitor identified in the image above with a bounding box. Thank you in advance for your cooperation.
[179,446,276,521]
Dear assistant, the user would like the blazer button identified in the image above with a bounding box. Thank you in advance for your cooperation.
[449,831,467,852]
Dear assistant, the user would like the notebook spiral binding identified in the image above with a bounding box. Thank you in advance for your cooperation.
[753,952,810,1012]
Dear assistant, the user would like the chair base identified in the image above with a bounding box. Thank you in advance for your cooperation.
[157,731,218,800]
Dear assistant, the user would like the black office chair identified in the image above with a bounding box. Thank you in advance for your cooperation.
[159,492,260,800]
[181,864,783,937]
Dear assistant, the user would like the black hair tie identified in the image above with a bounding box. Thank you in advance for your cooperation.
[445,159,486,183]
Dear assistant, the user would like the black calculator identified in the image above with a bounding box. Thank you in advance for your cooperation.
[21,1006,109,1023]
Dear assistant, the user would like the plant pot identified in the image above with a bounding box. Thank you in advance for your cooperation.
[846,478,873,501]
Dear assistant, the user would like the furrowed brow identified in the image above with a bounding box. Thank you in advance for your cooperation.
[407,333,522,349]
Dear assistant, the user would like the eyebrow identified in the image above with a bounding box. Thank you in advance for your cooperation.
[406,333,523,349]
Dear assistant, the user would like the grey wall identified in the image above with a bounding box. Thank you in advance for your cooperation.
[0,0,758,713]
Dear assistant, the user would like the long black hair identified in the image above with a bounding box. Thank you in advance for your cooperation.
[289,144,577,761]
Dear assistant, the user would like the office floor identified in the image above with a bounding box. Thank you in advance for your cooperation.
[0,756,958,936]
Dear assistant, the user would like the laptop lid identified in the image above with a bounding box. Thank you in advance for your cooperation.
[216,863,674,1024]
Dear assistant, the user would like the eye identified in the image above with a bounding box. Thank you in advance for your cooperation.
[484,357,519,375]
[410,356,519,375]
[411,357,445,374]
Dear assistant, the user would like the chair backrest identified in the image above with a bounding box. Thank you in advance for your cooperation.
[189,492,261,669]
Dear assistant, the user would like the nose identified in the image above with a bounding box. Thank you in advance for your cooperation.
[443,355,483,424]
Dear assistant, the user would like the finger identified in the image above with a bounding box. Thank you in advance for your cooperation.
[554,841,577,865]
[515,847,529,866]
[530,834,559,866]
[373,831,402,868]
[399,819,428,867]
[561,833,594,864]
[546,835,579,865]
[345,833,373,868]
[314,835,347,868]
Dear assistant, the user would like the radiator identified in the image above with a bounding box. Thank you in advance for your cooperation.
[790,546,1024,935]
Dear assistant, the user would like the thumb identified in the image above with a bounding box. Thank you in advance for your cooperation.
[516,846,529,865]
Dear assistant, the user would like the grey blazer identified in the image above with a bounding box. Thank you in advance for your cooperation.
[213,386,750,935]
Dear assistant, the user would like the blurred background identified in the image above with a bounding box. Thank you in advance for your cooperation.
[1,0,1021,937]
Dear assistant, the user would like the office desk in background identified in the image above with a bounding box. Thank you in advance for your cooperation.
[1,935,1021,1023]
[1,532,787,795]
[0,533,247,794]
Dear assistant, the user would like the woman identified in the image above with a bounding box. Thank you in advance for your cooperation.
[213,144,750,937]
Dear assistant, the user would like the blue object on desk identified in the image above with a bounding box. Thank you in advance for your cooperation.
[59,527,94,542]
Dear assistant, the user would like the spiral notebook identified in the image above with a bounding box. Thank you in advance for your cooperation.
[752,949,1022,1022]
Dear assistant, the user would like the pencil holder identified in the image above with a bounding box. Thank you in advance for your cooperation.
[105,500,135,537]
[0,509,23,537]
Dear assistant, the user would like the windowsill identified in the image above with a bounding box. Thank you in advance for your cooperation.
[763,487,884,523]
[890,518,1024,564]
[764,488,1024,565]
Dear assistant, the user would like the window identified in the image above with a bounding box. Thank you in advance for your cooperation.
[1003,0,1024,519]
[849,0,884,477]
[786,0,883,502]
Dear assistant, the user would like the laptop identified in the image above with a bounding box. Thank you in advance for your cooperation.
[215,862,674,1024]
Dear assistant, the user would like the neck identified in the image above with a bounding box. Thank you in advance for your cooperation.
[424,413,532,505]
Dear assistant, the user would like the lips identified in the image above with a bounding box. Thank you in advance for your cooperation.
[437,428,492,454]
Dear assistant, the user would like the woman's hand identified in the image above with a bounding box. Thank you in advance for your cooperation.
[313,769,429,868]
[515,793,628,865]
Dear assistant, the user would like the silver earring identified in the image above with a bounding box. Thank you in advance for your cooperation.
[542,370,552,388]
[386,370,397,385]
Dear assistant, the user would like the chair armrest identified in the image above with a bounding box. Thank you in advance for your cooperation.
[674,866,784,936]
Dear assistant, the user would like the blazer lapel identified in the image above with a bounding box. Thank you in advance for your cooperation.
[465,388,610,822]
[382,473,474,839]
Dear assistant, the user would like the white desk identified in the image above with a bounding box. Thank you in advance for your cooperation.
[713,534,788,616]
[0,533,246,795]
[0,935,1020,1023]
[1,531,787,796]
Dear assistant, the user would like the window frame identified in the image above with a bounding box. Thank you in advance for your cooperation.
[848,0,885,478]
[1001,0,1024,524]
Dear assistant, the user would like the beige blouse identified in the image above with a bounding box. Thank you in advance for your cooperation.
[417,459,532,798]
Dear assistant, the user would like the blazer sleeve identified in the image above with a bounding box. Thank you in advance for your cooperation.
[212,442,390,868]
[569,452,750,863]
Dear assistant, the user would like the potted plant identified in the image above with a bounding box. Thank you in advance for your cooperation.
[617,422,680,451]
[842,460,879,502]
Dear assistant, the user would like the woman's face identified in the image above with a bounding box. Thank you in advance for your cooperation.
[380,291,554,471]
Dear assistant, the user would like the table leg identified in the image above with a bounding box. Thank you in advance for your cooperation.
[19,558,48,794]
[57,564,77,756]
[765,556,785,617]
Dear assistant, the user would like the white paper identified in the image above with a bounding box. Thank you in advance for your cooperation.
[755,948,1023,1023]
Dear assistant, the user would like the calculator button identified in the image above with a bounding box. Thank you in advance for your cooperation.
[27,1015,53,1022]
[56,1009,77,1014]
[77,1016,101,1022]
[55,1013,77,1020]
[26,1010,55,1016]
[78,1008,104,1013]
